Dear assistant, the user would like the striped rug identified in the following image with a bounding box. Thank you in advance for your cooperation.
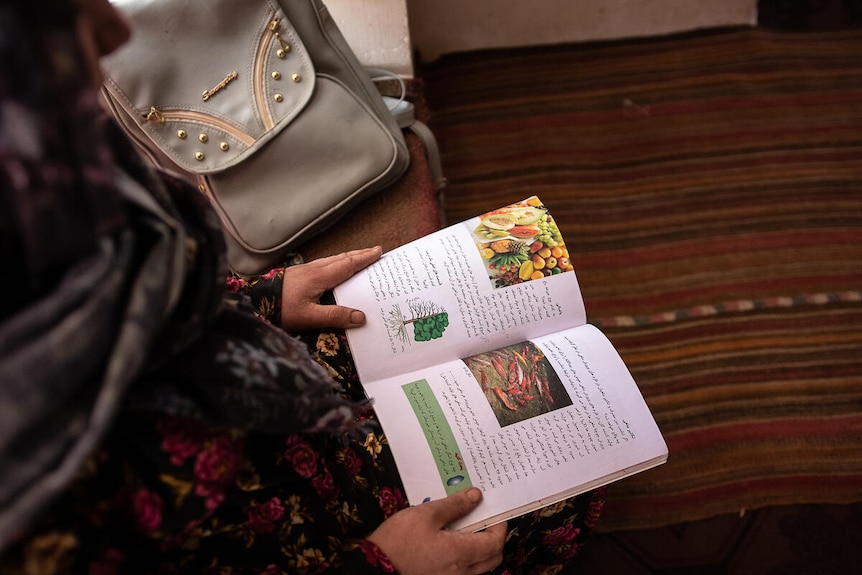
[420,28,862,531]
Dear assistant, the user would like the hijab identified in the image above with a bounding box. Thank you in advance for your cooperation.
[0,0,367,550]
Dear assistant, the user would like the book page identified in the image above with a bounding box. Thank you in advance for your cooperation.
[362,324,668,532]
[334,197,588,382]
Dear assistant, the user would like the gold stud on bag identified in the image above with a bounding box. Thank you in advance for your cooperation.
[100,0,410,275]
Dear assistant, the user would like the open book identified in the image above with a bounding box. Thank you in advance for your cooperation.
[333,196,668,532]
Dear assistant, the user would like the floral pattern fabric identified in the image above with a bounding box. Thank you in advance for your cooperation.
[1,262,605,575]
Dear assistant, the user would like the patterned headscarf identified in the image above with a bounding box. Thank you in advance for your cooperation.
[0,0,366,550]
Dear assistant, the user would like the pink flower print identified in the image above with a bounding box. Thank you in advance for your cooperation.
[156,417,205,466]
[247,497,286,534]
[340,447,363,476]
[360,539,395,573]
[194,435,242,484]
[543,523,580,546]
[193,434,243,509]
[543,523,583,558]
[197,488,224,511]
[377,486,407,519]
[311,466,340,501]
[284,435,319,478]
[132,489,163,533]
[159,430,201,467]
[225,275,247,293]
[585,486,606,528]
[261,267,282,280]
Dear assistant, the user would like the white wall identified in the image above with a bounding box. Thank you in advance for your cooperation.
[326,0,759,76]
[406,0,758,62]
[326,0,414,76]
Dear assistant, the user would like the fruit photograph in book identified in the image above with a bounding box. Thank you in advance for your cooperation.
[472,196,575,289]
[385,297,450,344]
[464,341,573,427]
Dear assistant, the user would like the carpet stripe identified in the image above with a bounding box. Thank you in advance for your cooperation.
[423,28,862,530]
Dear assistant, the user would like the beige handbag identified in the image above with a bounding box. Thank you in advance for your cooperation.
[100,0,410,275]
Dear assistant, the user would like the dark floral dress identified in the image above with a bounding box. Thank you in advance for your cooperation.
[0,261,604,575]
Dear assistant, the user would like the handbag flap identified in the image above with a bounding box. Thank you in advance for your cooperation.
[101,0,314,174]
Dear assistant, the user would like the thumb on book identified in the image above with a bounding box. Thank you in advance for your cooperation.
[430,487,483,528]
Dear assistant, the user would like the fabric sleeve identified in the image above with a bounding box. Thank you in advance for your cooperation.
[225,254,303,325]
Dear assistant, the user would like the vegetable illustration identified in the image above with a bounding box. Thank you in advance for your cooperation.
[386,299,449,344]
[411,310,449,342]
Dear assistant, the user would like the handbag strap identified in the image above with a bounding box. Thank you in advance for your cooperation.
[370,68,448,191]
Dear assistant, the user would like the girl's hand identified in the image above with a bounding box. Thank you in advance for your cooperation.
[280,246,382,332]
[367,488,507,575]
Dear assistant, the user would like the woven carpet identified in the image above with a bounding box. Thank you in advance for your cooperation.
[419,28,862,533]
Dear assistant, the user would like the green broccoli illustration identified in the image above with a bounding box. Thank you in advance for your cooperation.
[387,299,449,343]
